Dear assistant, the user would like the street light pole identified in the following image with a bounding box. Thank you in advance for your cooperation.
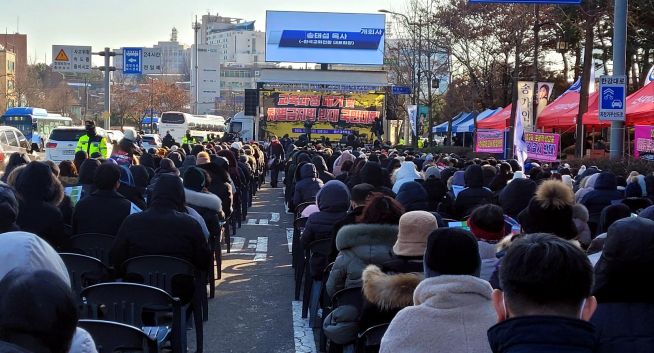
[610,0,627,159]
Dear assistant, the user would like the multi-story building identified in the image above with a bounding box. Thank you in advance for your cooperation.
[0,46,16,112]
[191,44,221,114]
[199,13,254,45]
[153,28,190,76]
[207,30,265,64]
[0,33,26,84]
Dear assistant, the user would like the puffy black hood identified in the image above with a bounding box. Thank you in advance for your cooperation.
[464,164,484,188]
[361,161,384,188]
[594,172,618,191]
[499,178,537,218]
[317,180,350,212]
[300,163,318,180]
[129,165,150,189]
[150,174,186,211]
[312,155,329,172]
[139,153,156,169]
[78,159,101,185]
[395,181,428,212]
[15,161,63,204]
[594,217,654,303]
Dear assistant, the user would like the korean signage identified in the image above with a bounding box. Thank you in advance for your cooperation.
[475,130,505,154]
[122,47,142,74]
[141,48,163,74]
[599,75,627,121]
[634,125,654,159]
[261,90,384,139]
[524,132,560,162]
[51,45,92,73]
[517,81,534,132]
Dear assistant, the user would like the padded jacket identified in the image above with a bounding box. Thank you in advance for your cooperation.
[454,165,494,218]
[292,163,323,209]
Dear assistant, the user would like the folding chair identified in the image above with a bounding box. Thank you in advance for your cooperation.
[81,283,182,352]
[59,252,111,301]
[122,255,204,353]
[70,233,115,266]
[294,201,315,219]
[356,323,390,353]
[302,238,332,327]
[79,319,158,353]
[293,217,308,300]
[329,287,365,353]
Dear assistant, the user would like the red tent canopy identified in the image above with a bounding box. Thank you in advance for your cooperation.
[476,103,512,129]
[537,91,608,129]
[584,81,654,125]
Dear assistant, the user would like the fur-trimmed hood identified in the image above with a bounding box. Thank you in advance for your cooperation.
[184,188,222,212]
[362,265,422,310]
[335,223,398,251]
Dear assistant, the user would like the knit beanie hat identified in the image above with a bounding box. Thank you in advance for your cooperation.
[424,228,481,277]
[467,204,507,242]
[196,152,211,165]
[158,158,180,177]
[393,211,438,257]
[518,180,578,240]
[183,167,206,192]
[123,129,136,142]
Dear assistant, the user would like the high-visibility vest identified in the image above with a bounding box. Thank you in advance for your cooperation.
[182,136,196,145]
[75,134,107,158]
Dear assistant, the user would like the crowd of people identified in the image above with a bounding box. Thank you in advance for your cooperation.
[2,123,654,352]
[285,142,654,353]
[0,122,267,353]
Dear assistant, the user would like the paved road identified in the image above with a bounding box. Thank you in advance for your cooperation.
[188,184,311,353]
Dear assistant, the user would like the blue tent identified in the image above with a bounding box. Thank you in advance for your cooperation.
[455,108,501,133]
[433,112,473,133]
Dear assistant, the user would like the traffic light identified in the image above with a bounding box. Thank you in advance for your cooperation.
[244,89,258,116]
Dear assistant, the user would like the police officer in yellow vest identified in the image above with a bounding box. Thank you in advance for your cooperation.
[75,120,107,158]
[182,130,196,145]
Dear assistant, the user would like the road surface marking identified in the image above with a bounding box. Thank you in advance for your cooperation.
[292,301,317,353]
[247,218,257,225]
[271,212,280,222]
[286,228,294,253]
[230,237,245,252]
[259,218,269,225]
[253,236,268,261]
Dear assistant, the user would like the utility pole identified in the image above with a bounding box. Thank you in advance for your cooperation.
[532,5,540,130]
[192,16,201,115]
[508,36,522,159]
[97,47,116,130]
[610,0,627,159]
[576,0,596,158]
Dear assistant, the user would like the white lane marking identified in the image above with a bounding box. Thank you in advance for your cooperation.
[286,228,294,253]
[259,218,269,225]
[247,218,257,225]
[253,236,268,261]
[271,212,280,222]
[292,301,317,353]
[230,237,245,252]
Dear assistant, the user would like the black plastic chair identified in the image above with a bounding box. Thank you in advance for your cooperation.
[59,252,111,300]
[122,255,204,353]
[70,233,115,265]
[329,287,365,353]
[292,217,308,271]
[79,319,158,353]
[302,238,332,327]
[356,323,390,353]
[319,262,335,352]
[295,201,315,219]
[80,283,182,352]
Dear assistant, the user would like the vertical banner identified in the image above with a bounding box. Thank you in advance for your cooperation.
[475,130,505,153]
[524,132,560,162]
[417,105,429,138]
[407,105,418,138]
[536,82,554,119]
[634,125,654,159]
[518,81,535,132]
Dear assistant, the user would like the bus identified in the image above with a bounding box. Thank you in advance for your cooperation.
[159,111,226,142]
[140,116,159,134]
[1,107,73,148]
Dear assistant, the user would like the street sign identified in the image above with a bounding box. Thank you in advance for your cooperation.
[599,75,627,121]
[51,45,92,73]
[469,0,579,3]
[122,47,142,74]
[391,86,412,95]
[141,48,163,74]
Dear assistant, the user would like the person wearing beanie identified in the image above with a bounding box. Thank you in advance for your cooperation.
[488,234,597,353]
[422,166,447,212]
[380,228,495,353]
[196,151,211,165]
[184,167,224,249]
[518,180,579,240]
[467,204,506,281]
[580,172,624,235]
[72,163,131,236]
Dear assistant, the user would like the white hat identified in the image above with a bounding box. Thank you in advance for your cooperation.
[123,129,136,142]
[231,142,242,150]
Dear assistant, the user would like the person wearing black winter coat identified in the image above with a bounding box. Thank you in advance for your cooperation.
[14,162,68,250]
[198,157,233,219]
[580,172,624,234]
[312,155,334,183]
[591,217,654,353]
[184,167,224,241]
[395,181,429,212]
[110,174,210,272]
[292,163,323,210]
[301,180,350,279]
[498,178,537,218]
[454,165,494,219]
[72,163,131,236]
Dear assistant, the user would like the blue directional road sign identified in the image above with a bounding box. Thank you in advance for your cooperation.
[599,75,627,122]
[469,0,580,3]
[392,86,412,95]
[123,47,142,75]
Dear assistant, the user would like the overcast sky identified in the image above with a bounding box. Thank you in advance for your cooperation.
[0,0,402,65]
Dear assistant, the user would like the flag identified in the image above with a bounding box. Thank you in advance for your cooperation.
[514,104,529,171]
[566,64,597,93]
[566,77,582,93]
[407,105,418,137]
[645,65,654,86]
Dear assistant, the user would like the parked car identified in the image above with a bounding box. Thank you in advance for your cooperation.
[0,126,30,171]
[45,126,112,163]
[141,134,162,151]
